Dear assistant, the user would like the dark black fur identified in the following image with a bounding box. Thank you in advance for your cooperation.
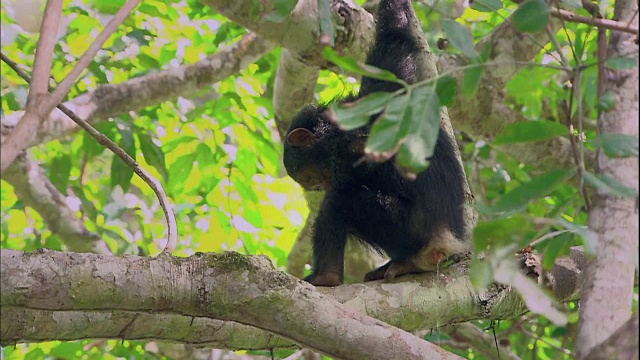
[283,0,467,285]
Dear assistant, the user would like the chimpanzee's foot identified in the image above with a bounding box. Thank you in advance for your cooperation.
[304,272,342,286]
[364,260,424,281]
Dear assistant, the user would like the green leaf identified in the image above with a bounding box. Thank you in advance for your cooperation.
[138,3,170,19]
[397,86,441,172]
[50,342,84,358]
[138,133,168,182]
[196,143,216,168]
[493,121,567,144]
[473,215,534,248]
[263,0,298,22]
[323,47,400,82]
[583,171,638,198]
[110,128,136,192]
[48,155,72,193]
[169,153,196,192]
[83,122,116,158]
[24,348,46,360]
[541,232,573,269]
[92,0,125,14]
[138,53,160,69]
[163,136,198,153]
[332,92,394,130]
[513,0,550,33]
[596,92,617,112]
[486,170,575,213]
[606,56,638,70]
[441,20,479,59]
[554,219,598,254]
[495,263,568,325]
[435,75,458,106]
[367,93,411,152]
[236,180,259,203]
[590,133,639,158]
[470,258,493,288]
[470,0,503,12]
[462,65,484,98]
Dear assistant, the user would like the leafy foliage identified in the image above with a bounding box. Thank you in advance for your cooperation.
[0,0,637,359]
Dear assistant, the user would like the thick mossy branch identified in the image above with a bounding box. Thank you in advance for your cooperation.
[1,248,587,351]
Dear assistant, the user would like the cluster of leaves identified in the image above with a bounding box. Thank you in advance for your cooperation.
[0,0,638,359]
[1,0,306,268]
[320,0,637,358]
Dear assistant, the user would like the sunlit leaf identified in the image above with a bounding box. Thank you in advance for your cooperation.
[169,153,196,193]
[163,136,198,153]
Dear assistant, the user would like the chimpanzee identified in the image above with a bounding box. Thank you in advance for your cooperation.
[283,0,469,286]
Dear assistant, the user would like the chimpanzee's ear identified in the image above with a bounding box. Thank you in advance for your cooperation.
[286,128,317,147]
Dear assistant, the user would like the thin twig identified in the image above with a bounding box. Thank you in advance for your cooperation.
[551,8,639,35]
[545,24,571,69]
[574,71,592,213]
[562,99,592,213]
[529,230,570,247]
[1,52,178,254]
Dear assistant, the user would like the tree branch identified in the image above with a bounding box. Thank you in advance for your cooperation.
[0,33,273,150]
[583,313,639,360]
[2,51,177,255]
[26,0,62,100]
[200,0,373,68]
[551,8,639,35]
[0,249,463,359]
[2,154,111,254]
[575,0,639,355]
[445,323,521,360]
[1,248,589,350]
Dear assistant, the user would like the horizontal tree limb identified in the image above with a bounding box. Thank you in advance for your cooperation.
[0,249,463,359]
[1,247,587,351]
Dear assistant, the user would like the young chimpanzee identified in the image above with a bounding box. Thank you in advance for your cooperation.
[283,0,469,286]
